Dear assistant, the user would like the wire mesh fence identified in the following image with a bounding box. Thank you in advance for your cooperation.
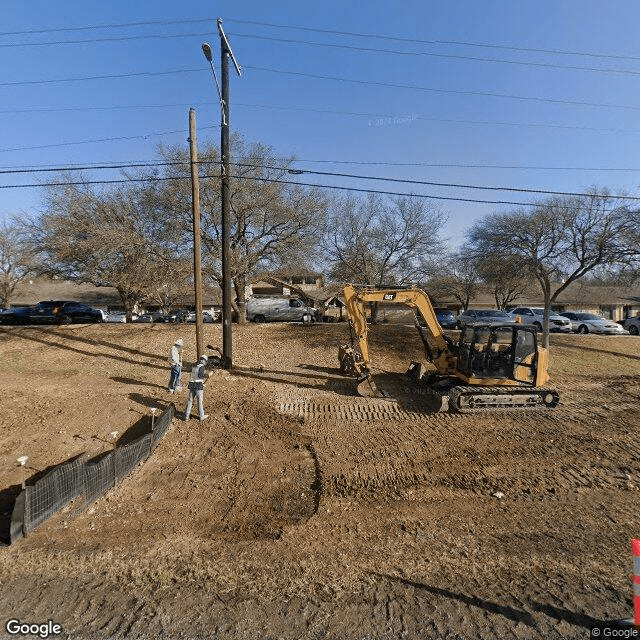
[23,456,86,535]
[114,433,152,484]
[10,404,175,543]
[82,452,115,510]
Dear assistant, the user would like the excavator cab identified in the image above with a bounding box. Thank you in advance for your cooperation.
[456,324,540,384]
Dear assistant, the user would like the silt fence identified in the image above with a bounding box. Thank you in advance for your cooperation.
[9,403,175,544]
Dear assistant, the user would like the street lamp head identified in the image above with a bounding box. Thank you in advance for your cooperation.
[202,42,213,62]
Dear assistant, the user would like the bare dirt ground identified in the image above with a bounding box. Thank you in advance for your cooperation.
[0,321,639,639]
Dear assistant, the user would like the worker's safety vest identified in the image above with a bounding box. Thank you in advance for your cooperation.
[188,364,205,389]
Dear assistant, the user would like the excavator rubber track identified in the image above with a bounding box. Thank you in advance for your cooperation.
[448,386,560,413]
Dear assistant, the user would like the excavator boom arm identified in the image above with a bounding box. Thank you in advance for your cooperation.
[343,284,457,374]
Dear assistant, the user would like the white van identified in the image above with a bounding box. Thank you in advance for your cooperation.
[246,297,318,323]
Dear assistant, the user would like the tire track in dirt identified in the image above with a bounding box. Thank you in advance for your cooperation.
[275,395,640,504]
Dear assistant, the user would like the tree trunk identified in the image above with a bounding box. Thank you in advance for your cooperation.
[233,277,247,324]
[370,301,380,324]
[236,299,247,324]
[542,282,552,352]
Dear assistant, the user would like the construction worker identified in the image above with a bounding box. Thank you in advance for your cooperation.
[167,338,183,393]
[183,355,211,421]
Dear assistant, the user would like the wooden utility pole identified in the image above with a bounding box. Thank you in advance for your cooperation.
[188,108,204,359]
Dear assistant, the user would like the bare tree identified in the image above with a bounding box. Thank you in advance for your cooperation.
[30,176,184,321]
[465,190,639,347]
[323,192,446,321]
[470,252,530,309]
[325,193,446,285]
[426,253,481,311]
[147,136,328,322]
[0,219,31,307]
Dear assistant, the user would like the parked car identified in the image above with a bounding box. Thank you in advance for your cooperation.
[246,297,318,323]
[184,310,219,323]
[559,312,625,335]
[507,307,572,333]
[0,306,31,325]
[623,316,640,336]
[204,310,220,323]
[434,308,458,330]
[105,312,127,323]
[456,309,516,329]
[154,310,189,323]
[0,300,104,325]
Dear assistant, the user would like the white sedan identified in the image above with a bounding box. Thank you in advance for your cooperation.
[560,312,625,335]
[105,312,127,323]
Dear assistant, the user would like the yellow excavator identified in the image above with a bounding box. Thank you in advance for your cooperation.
[337,284,559,412]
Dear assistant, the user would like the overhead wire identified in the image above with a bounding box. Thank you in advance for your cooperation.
[3,63,640,112]
[228,32,640,78]
[2,173,632,213]
[0,126,218,154]
[0,18,216,36]
[2,157,639,173]
[244,65,640,112]
[3,16,638,64]
[0,31,220,49]
[2,159,640,201]
[0,174,555,207]
[2,26,639,79]
[224,18,640,63]
[1,100,635,136]
[2,16,639,212]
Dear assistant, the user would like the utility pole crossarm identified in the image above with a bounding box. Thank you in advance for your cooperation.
[217,18,242,77]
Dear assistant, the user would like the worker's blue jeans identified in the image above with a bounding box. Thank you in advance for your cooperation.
[184,388,205,420]
[168,364,181,391]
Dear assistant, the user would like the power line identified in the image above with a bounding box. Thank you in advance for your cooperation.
[2,173,631,212]
[3,153,640,175]
[3,15,637,66]
[0,67,202,87]
[0,126,218,154]
[0,30,219,49]
[245,65,640,112]
[3,159,640,201]
[0,18,215,36]
[3,60,640,113]
[0,161,180,174]
[225,18,640,64]
[229,32,640,78]
[0,174,539,207]
[2,100,635,135]
[2,25,638,79]
[235,163,640,200]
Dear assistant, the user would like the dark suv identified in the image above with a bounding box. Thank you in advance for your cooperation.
[0,300,104,325]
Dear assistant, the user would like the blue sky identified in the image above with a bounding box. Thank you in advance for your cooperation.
[2,0,640,247]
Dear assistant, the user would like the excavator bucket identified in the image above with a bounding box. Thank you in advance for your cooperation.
[356,372,382,398]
